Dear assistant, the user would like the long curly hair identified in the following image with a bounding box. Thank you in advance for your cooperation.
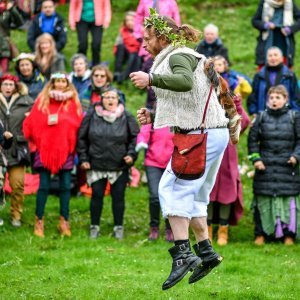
[37,74,82,116]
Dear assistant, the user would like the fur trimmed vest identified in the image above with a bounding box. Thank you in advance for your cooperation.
[151,45,229,130]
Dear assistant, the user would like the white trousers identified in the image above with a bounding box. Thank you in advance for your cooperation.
[159,128,229,219]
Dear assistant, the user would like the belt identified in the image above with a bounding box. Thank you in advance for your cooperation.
[173,126,227,134]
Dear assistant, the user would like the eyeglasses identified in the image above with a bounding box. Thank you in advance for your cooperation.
[102,96,118,100]
[1,83,15,87]
[93,74,106,78]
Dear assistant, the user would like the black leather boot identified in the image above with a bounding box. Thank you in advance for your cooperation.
[189,239,223,284]
[162,241,202,290]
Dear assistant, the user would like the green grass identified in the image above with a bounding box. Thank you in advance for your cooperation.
[1,1,300,299]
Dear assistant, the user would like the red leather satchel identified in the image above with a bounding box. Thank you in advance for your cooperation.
[171,85,213,180]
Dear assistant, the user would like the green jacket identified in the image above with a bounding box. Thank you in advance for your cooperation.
[0,84,34,167]
[0,7,24,58]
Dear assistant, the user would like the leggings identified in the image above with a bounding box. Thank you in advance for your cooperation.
[90,170,129,226]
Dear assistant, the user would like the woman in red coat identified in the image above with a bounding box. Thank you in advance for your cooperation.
[23,72,82,238]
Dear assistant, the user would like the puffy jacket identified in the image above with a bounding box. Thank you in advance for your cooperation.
[77,105,139,171]
[247,64,300,114]
[27,13,67,51]
[248,106,300,196]
[0,84,34,167]
[136,125,173,168]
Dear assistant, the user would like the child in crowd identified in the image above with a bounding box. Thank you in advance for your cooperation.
[248,85,300,245]
[136,125,174,242]
[23,72,82,238]
[0,119,13,226]
[113,11,141,84]
[195,24,230,64]
[213,55,252,99]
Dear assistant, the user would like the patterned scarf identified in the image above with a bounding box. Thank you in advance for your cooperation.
[95,103,125,123]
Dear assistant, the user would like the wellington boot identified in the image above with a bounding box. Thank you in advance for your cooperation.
[162,241,201,290]
[254,235,265,245]
[217,225,228,246]
[208,225,213,243]
[284,237,294,245]
[189,239,223,284]
[34,216,44,238]
[58,216,71,237]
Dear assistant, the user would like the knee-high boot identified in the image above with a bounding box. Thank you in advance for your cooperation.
[189,239,223,284]
[162,241,201,290]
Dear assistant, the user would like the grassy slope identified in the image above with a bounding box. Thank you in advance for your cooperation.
[1,1,300,299]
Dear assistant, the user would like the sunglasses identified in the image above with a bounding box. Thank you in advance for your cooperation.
[93,74,107,78]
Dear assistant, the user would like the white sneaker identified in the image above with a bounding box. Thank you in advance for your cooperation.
[89,225,100,239]
[11,219,21,227]
[113,226,124,240]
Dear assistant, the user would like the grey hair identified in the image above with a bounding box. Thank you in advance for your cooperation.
[267,46,283,57]
[204,23,219,35]
[70,53,89,70]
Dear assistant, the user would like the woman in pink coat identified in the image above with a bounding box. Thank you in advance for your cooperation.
[69,0,111,66]
[134,0,181,59]
[136,124,174,242]
[208,96,251,246]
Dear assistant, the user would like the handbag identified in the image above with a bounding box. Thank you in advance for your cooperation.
[171,85,213,180]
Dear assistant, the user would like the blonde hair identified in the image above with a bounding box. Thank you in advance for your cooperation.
[37,74,82,115]
[34,33,57,73]
[268,85,289,99]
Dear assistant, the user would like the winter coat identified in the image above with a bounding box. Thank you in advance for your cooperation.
[221,70,252,99]
[69,70,91,101]
[0,85,34,167]
[77,105,139,171]
[36,53,66,80]
[69,0,111,28]
[136,124,173,169]
[252,0,300,66]
[27,13,67,52]
[247,64,300,114]
[17,70,47,101]
[0,7,24,58]
[210,99,251,225]
[248,106,300,196]
[0,119,12,150]
[195,38,230,64]
[115,26,141,54]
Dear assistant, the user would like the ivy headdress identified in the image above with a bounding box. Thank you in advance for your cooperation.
[144,8,187,47]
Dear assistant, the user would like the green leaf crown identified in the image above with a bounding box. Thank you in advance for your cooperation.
[144,8,186,47]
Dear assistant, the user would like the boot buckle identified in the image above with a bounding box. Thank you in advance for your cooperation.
[179,244,186,251]
[176,259,184,266]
